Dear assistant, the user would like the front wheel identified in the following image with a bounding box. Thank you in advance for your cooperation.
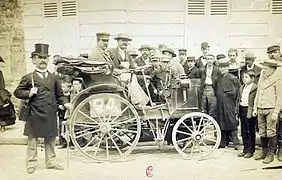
[172,112,221,160]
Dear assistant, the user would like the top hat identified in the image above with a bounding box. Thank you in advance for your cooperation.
[31,43,50,58]
[201,42,209,49]
[267,45,280,53]
[162,48,176,57]
[187,56,196,61]
[0,56,4,63]
[96,32,110,40]
[260,59,281,67]
[138,45,151,51]
[244,52,256,59]
[178,49,187,54]
[114,33,132,41]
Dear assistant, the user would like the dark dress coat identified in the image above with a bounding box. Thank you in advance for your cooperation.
[108,47,134,69]
[14,71,67,138]
[239,83,257,118]
[240,64,262,84]
[216,73,240,131]
[198,65,221,98]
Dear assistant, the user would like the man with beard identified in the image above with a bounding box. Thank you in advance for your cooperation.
[135,45,152,67]
[195,42,210,69]
[109,33,149,107]
[162,48,185,76]
[240,51,261,84]
[216,57,240,150]
[14,44,72,174]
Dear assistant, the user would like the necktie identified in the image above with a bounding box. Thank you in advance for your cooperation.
[36,71,47,81]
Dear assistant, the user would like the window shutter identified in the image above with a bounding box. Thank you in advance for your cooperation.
[210,0,228,15]
[272,0,282,14]
[62,1,77,17]
[43,2,58,18]
[188,0,206,15]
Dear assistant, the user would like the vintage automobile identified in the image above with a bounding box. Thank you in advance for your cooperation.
[55,56,221,162]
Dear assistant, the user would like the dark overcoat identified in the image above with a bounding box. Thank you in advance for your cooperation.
[14,71,67,138]
[184,66,200,79]
[216,73,240,131]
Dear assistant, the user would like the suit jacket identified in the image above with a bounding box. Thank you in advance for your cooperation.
[14,71,67,138]
[184,66,199,79]
[240,64,262,84]
[198,65,221,97]
[108,47,134,69]
[254,74,282,114]
[89,46,111,62]
[239,83,257,118]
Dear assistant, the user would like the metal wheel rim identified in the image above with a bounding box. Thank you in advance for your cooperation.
[69,93,141,162]
[172,112,221,160]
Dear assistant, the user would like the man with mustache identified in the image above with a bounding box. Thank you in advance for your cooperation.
[14,44,72,174]
[240,52,261,84]
[89,32,112,62]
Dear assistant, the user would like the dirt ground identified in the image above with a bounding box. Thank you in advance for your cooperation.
[0,144,282,180]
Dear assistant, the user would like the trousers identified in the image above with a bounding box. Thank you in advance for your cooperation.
[257,108,278,138]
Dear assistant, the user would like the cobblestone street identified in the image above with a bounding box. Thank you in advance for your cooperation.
[0,144,282,180]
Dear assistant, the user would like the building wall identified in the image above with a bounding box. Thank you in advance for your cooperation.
[22,0,282,72]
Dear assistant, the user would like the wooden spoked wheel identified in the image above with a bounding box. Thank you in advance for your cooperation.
[69,93,141,162]
[172,112,221,160]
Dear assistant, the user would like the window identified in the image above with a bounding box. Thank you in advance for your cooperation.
[272,0,282,14]
[210,0,228,15]
[61,1,77,17]
[43,2,58,18]
[188,0,206,15]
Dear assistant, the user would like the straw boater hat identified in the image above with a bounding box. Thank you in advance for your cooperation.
[260,59,281,67]
[162,48,176,58]
[267,45,280,53]
[31,43,50,58]
[114,33,132,41]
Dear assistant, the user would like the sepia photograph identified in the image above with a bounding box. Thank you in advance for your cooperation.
[0,0,282,179]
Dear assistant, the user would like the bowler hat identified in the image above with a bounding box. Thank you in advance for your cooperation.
[187,56,195,61]
[267,45,280,53]
[201,42,209,49]
[244,52,256,59]
[96,32,110,40]
[138,45,151,51]
[31,43,50,58]
[114,33,132,41]
[217,58,230,67]
[260,59,281,67]
[0,56,4,63]
[162,48,176,57]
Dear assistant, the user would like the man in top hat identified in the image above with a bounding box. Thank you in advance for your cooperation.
[183,56,199,79]
[89,32,111,62]
[178,49,187,66]
[195,42,210,68]
[240,51,262,84]
[252,59,282,164]
[162,48,185,76]
[216,57,240,149]
[14,43,72,174]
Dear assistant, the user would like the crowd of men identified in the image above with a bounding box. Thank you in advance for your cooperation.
[9,31,282,174]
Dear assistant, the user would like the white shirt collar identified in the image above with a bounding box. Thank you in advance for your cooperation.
[35,68,48,73]
[247,63,255,70]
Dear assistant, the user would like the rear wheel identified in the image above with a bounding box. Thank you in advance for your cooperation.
[69,93,141,162]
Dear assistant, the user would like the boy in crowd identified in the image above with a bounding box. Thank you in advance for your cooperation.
[237,70,257,158]
[253,59,282,164]
[183,56,199,79]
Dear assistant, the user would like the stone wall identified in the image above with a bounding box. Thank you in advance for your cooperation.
[0,0,25,109]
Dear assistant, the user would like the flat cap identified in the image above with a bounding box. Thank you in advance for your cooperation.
[201,42,209,49]
[178,49,187,53]
[114,33,132,41]
[216,54,226,60]
[96,32,110,39]
[267,45,280,53]
[217,57,229,67]
[162,48,176,57]
[260,59,281,67]
[187,56,196,61]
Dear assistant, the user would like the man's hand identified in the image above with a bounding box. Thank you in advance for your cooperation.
[252,109,257,117]
[58,105,65,110]
[271,112,279,121]
[29,87,38,98]
[64,103,73,111]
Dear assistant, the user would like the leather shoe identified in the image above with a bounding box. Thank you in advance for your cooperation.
[27,167,35,174]
[237,152,246,157]
[46,164,64,170]
[58,144,67,149]
[244,152,253,158]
